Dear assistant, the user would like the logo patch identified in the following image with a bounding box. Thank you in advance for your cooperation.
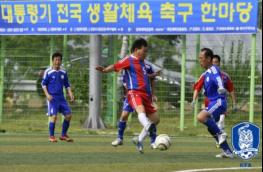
[232,122,260,160]
[61,75,64,79]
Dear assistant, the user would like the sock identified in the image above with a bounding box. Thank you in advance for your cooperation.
[204,118,221,135]
[138,127,149,142]
[118,121,126,140]
[138,112,150,127]
[62,119,70,136]
[217,114,225,131]
[149,124,157,144]
[49,122,55,137]
[220,141,232,153]
[207,127,218,143]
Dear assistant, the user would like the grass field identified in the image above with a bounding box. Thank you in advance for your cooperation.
[0,133,262,172]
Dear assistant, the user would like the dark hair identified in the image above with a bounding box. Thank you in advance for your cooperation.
[130,38,148,53]
[52,52,63,61]
[213,54,221,63]
[201,48,214,60]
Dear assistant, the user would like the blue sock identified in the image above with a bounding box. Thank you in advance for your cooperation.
[220,141,232,153]
[49,122,55,137]
[204,118,221,135]
[207,128,218,142]
[149,124,157,144]
[62,120,70,136]
[118,121,126,140]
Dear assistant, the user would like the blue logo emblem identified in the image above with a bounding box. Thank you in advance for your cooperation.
[232,122,260,160]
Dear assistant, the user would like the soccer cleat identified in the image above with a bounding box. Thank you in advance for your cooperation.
[59,135,74,142]
[132,137,144,154]
[111,138,123,147]
[49,136,57,143]
[218,133,227,145]
[150,143,158,150]
[216,151,234,159]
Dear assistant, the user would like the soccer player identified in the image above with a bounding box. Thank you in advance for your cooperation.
[192,55,237,137]
[42,52,74,143]
[111,61,161,149]
[195,48,233,158]
[96,38,160,153]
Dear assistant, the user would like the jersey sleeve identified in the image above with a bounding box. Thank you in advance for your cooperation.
[211,66,224,89]
[193,74,205,92]
[41,69,50,88]
[64,72,71,89]
[114,57,130,72]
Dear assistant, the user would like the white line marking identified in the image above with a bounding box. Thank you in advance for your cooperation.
[175,166,262,172]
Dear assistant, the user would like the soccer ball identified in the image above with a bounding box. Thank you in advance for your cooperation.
[155,134,171,151]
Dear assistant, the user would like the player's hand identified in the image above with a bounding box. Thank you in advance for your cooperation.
[152,95,158,102]
[190,100,195,108]
[217,87,226,95]
[47,94,53,101]
[68,93,75,102]
[96,66,105,72]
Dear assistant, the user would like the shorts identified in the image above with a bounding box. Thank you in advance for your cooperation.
[127,90,157,115]
[47,96,71,116]
[205,98,227,122]
[122,98,134,113]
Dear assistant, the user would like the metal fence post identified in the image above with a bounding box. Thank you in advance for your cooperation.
[194,35,201,127]
[249,34,257,123]
[180,35,187,131]
[0,36,6,123]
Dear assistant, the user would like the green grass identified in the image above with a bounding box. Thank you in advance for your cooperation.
[0,134,262,172]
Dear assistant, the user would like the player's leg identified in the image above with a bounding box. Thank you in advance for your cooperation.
[207,99,233,158]
[47,99,58,142]
[147,112,160,148]
[48,115,58,142]
[112,110,130,146]
[128,92,152,153]
[217,114,226,133]
[59,100,73,142]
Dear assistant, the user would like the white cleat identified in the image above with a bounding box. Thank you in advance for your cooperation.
[218,133,227,145]
[150,143,158,149]
[111,138,123,147]
[216,151,234,159]
[132,137,144,154]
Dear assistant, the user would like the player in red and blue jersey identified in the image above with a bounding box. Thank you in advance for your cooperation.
[42,52,74,143]
[96,38,160,153]
[195,48,233,158]
[111,61,161,149]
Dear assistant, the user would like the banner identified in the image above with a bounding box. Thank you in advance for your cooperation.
[0,0,258,35]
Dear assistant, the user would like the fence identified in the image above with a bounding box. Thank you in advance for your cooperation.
[0,34,262,136]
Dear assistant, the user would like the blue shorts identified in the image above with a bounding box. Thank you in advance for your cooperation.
[47,95,71,116]
[205,98,227,122]
[122,98,134,113]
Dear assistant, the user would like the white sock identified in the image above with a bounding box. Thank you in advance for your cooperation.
[217,114,225,131]
[138,127,149,142]
[138,112,150,128]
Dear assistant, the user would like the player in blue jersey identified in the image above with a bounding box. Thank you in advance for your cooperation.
[42,52,74,143]
[197,48,233,158]
[111,61,161,149]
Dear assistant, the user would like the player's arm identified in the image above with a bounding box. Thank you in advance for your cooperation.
[148,69,162,78]
[64,72,74,102]
[96,65,115,73]
[191,74,205,107]
[97,57,130,73]
[212,66,226,94]
[150,78,157,102]
[42,86,52,101]
[41,69,52,101]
